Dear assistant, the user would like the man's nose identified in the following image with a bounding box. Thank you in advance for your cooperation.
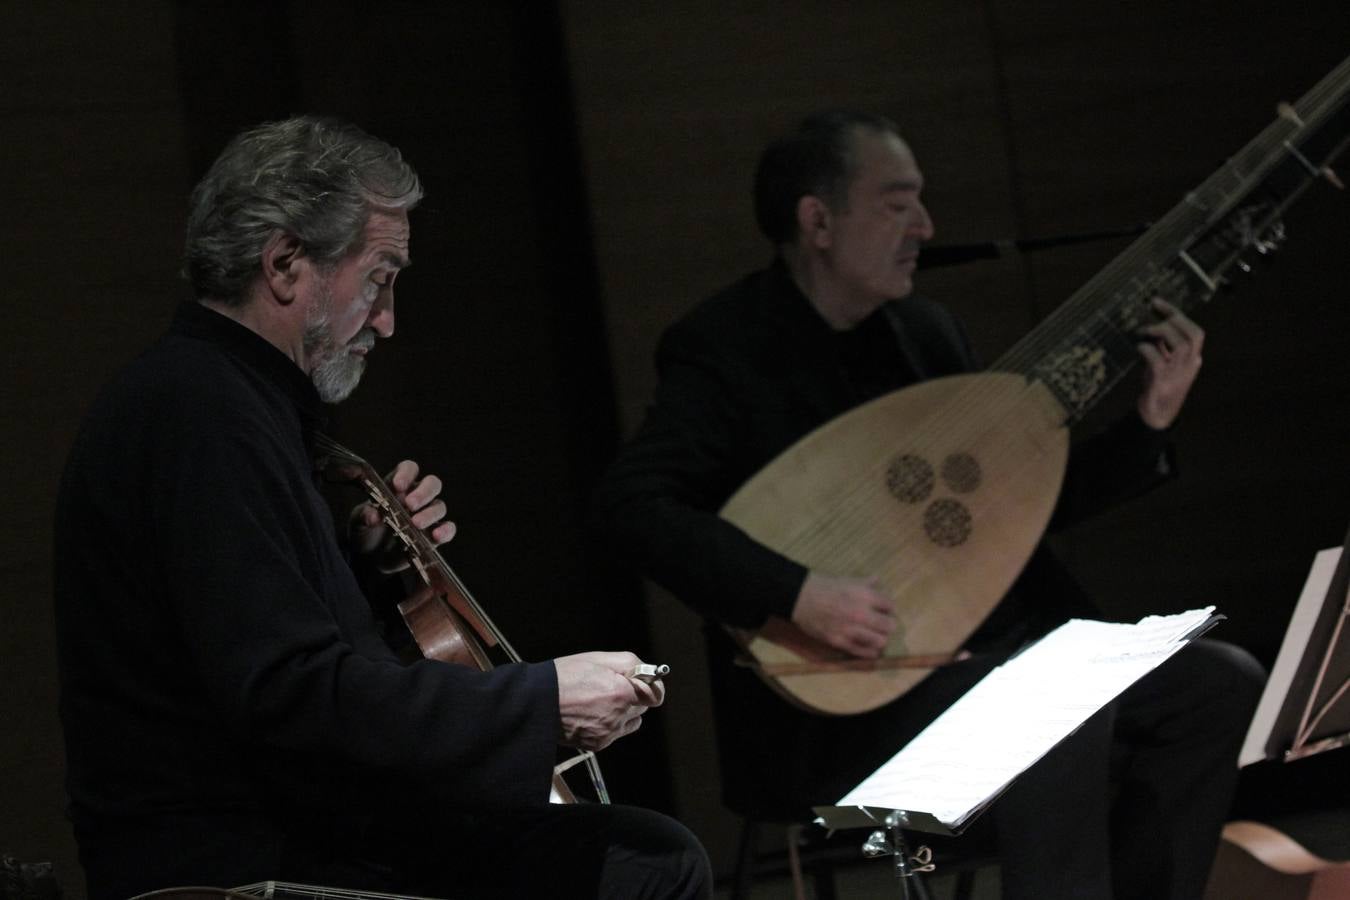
[912,203,935,241]
[369,292,395,338]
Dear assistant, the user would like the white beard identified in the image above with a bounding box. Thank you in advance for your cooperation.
[304,282,374,404]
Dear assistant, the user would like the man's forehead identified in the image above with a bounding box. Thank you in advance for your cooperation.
[362,208,412,267]
[852,130,923,191]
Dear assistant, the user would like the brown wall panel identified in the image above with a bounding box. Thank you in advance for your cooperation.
[1,3,190,892]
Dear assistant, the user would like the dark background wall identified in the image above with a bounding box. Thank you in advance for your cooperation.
[2,2,1347,893]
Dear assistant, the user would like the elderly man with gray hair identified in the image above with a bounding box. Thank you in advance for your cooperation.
[54,116,710,900]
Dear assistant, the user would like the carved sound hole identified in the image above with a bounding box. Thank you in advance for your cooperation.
[924,499,973,547]
[886,454,934,504]
[941,452,982,493]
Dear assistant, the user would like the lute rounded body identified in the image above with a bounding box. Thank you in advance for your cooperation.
[720,372,1069,715]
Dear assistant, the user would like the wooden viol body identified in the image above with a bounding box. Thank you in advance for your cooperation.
[314,433,608,804]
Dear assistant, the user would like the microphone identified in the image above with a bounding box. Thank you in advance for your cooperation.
[917,223,1150,270]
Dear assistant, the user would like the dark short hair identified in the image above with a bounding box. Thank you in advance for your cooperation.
[183,116,422,304]
[752,109,903,245]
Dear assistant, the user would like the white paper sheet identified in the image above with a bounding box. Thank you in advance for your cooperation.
[1238,547,1340,766]
[827,607,1218,830]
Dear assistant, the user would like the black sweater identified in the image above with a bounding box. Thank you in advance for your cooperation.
[54,302,559,896]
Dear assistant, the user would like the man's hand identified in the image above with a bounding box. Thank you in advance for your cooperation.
[791,572,896,658]
[349,459,457,572]
[555,651,665,751]
[1136,297,1204,430]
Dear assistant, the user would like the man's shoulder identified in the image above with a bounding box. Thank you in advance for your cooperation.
[676,267,769,327]
[115,330,255,406]
[58,331,287,520]
[81,330,285,453]
[660,266,786,359]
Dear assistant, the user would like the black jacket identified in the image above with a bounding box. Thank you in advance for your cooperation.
[595,259,1173,637]
[592,259,1176,813]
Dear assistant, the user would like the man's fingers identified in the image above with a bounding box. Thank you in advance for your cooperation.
[1137,325,1202,370]
[1166,308,1204,347]
[380,461,455,549]
[630,677,664,707]
[1145,298,1205,353]
[428,520,457,546]
[1143,322,1178,355]
[851,595,896,636]
[824,621,889,658]
[1137,340,1165,371]
[387,460,420,494]
[410,499,448,530]
[404,473,443,512]
[868,598,896,620]
[587,711,646,751]
[843,630,885,659]
[592,650,644,676]
[359,503,382,528]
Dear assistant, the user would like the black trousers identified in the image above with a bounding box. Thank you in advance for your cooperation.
[279,802,712,900]
[991,639,1265,900]
[713,636,1264,900]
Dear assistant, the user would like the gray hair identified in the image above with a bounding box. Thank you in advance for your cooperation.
[183,116,422,304]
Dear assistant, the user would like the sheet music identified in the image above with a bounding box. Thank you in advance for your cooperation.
[831,608,1217,830]
[1239,546,1342,766]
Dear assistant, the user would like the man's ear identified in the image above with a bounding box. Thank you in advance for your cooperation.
[795,195,832,249]
[260,231,307,304]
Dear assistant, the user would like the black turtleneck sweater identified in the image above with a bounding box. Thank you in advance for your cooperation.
[54,302,559,898]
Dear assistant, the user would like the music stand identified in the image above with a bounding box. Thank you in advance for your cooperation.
[815,609,1224,898]
[1239,524,1350,767]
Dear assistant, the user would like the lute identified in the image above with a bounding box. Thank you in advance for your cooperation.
[721,54,1350,715]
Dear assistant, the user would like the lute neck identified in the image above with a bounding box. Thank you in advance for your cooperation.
[990,53,1350,424]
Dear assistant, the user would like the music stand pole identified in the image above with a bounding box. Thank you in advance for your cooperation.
[861,811,935,900]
